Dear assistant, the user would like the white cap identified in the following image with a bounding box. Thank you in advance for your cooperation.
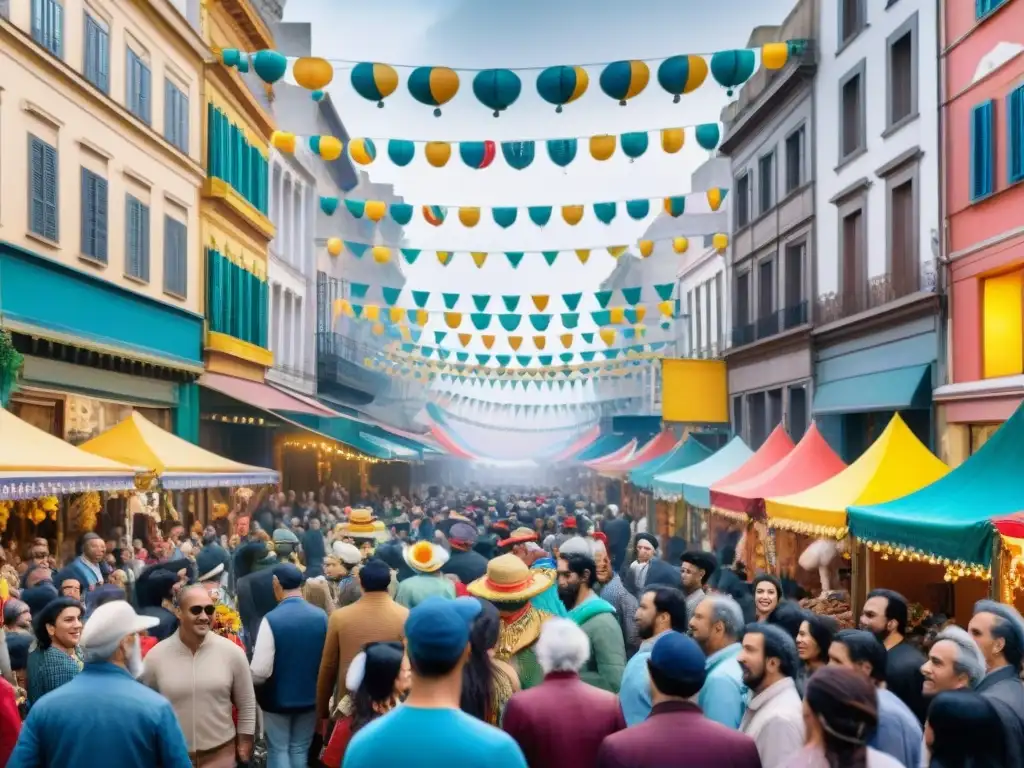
[79,601,159,650]
[332,541,362,566]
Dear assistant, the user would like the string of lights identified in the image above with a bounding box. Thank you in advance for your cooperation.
[281,440,388,465]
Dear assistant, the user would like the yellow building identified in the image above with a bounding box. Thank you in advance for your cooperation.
[197,0,275,384]
[0,0,209,441]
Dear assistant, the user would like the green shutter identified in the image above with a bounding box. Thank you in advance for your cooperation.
[259,279,269,347]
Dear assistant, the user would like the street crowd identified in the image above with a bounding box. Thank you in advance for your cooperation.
[0,485,1020,767]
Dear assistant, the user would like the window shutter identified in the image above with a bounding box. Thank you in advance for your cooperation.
[31,0,43,41]
[1010,86,1024,185]
[80,169,93,257]
[52,0,63,56]
[140,62,151,124]
[140,204,150,281]
[43,143,58,240]
[126,198,138,276]
[970,101,995,201]
[164,80,174,144]
[29,137,46,236]
[98,23,109,91]
[95,176,108,261]
[84,16,95,83]
[179,90,189,153]
[127,51,136,112]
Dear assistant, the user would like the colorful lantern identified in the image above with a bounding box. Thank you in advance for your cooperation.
[626,199,650,220]
[660,128,684,154]
[598,60,650,106]
[459,140,496,169]
[672,237,689,254]
[423,205,446,227]
[309,135,343,161]
[589,135,616,161]
[424,141,452,168]
[620,132,649,160]
[638,240,655,258]
[364,200,387,222]
[387,139,415,167]
[562,206,585,226]
[349,138,377,165]
[270,130,296,153]
[472,69,522,117]
[656,55,709,102]
[292,56,333,90]
[458,207,481,227]
[710,49,757,96]
[761,42,790,70]
[712,233,729,251]
[501,141,535,170]
[695,123,721,150]
[546,138,577,168]
[350,62,399,107]
[408,66,460,116]
[327,238,342,257]
[372,246,391,264]
[536,65,589,113]
[663,196,686,217]
[707,188,728,211]
[252,50,288,84]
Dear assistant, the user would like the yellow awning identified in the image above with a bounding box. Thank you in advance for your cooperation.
[764,413,949,536]
[79,413,277,489]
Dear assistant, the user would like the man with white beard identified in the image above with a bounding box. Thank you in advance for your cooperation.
[7,600,192,767]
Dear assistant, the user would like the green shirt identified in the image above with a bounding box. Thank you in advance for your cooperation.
[395,574,456,609]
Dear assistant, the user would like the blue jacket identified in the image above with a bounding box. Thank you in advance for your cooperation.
[698,642,747,729]
[65,556,103,591]
[259,596,328,714]
[8,662,191,768]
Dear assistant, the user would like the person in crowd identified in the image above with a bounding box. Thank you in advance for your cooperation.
[752,574,784,623]
[64,532,106,592]
[236,530,300,653]
[55,571,82,601]
[141,585,256,767]
[19,569,58,618]
[250,563,328,768]
[768,602,807,643]
[302,576,335,615]
[679,550,717,616]
[443,522,490,585]
[621,533,678,599]
[738,623,806,768]
[827,629,922,767]
[303,517,327,578]
[968,599,1024,766]
[601,504,631,573]
[502,618,625,768]
[8,600,192,767]
[396,541,456,608]
[504,529,566,618]
[598,631,761,768]
[925,690,1007,767]
[788,666,906,768]
[0,677,20,765]
[586,538,639,657]
[316,559,408,727]
[461,598,520,725]
[26,596,83,706]
[320,642,410,768]
[341,596,528,768]
[135,561,187,642]
[619,586,689,726]
[689,593,747,729]
[796,612,838,676]
[921,625,986,696]
[860,588,928,723]
[328,542,364,607]
[556,552,626,692]
[4,599,32,690]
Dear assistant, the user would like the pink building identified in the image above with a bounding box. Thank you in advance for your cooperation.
[936,0,1024,464]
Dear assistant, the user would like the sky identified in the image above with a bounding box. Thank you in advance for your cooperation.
[283,0,795,415]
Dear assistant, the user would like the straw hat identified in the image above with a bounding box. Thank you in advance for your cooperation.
[403,540,449,574]
[340,509,387,541]
[499,526,539,548]
[467,554,552,603]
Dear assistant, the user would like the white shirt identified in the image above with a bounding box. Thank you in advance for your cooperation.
[249,617,276,685]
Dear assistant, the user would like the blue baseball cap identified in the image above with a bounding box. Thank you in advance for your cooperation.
[405,596,482,666]
[649,631,707,687]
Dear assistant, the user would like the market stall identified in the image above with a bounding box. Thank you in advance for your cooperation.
[594,431,676,478]
[584,438,638,469]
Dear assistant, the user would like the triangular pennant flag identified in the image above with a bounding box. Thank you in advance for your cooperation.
[575,249,591,264]
[609,307,626,325]
[414,309,429,326]
[542,251,559,266]
[561,293,582,311]
[471,252,488,268]
[634,306,647,323]
[623,327,636,340]
[621,287,642,305]
[470,313,492,330]
[533,336,547,350]
[499,314,521,331]
[561,312,579,329]
[436,251,453,265]
[516,355,532,367]
[345,241,368,258]
[389,307,405,323]
[504,252,524,268]
[638,240,654,258]
[401,249,421,264]
[350,282,369,299]
[595,290,613,309]
[581,332,595,344]
[411,290,430,308]
[363,304,380,321]
[500,380,509,390]
[434,331,448,344]
[458,333,472,347]
[442,293,460,310]
[496,355,511,367]
[456,352,469,363]
[476,354,491,366]
[607,246,628,258]
[560,333,574,349]
[381,286,401,306]
[581,350,596,361]
[444,312,462,329]
[559,354,573,364]
[528,206,552,226]
[654,283,675,301]
[508,336,523,351]
[593,201,617,224]
[657,300,674,317]
[482,335,496,350]
[472,295,491,312]
[532,295,550,312]
[605,347,620,358]
[344,199,366,218]
[538,355,553,366]
[502,295,520,312]
[558,379,567,389]
[529,314,551,331]
[592,310,611,325]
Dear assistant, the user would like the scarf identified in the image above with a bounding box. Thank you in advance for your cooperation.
[569,594,616,626]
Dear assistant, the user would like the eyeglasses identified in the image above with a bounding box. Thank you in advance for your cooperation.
[188,605,215,617]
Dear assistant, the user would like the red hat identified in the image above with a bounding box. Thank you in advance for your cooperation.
[498,526,540,548]
[592,531,609,548]
[562,517,577,530]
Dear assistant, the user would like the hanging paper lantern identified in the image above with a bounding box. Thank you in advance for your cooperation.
[408,66,460,116]
[546,138,577,168]
[672,237,689,254]
[501,141,535,170]
[663,196,686,217]
[656,54,709,103]
[423,205,447,227]
[492,207,518,229]
[710,49,757,96]
[472,69,522,117]
[309,135,343,161]
[536,65,589,113]
[707,187,727,211]
[661,128,684,154]
[598,60,650,106]
[713,233,729,251]
[620,132,649,160]
[220,48,241,67]
[638,240,654,258]
[459,140,496,169]
[252,50,288,84]
[364,200,387,222]
[311,90,326,102]
[292,56,333,90]
[270,130,296,153]
[349,138,377,165]
[390,203,414,225]
[350,62,399,107]
[458,207,481,228]
[626,199,650,220]
[695,123,721,150]
[424,141,452,168]
[320,196,339,215]
[372,246,391,264]
[327,238,342,257]
[528,207,552,227]
[762,42,790,70]
[387,139,415,167]
[562,206,584,226]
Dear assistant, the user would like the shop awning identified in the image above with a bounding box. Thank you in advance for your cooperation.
[848,400,1024,569]
[652,437,752,504]
[629,437,714,491]
[812,364,932,416]
[596,430,677,476]
[200,373,337,417]
[550,425,601,462]
[0,408,139,500]
[585,438,637,468]
[766,414,948,536]
[283,412,411,460]
[711,424,846,520]
[575,433,632,463]
[79,412,278,490]
[708,426,795,500]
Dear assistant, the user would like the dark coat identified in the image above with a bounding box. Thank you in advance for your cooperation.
[597,701,762,768]
[602,518,631,571]
[503,672,625,768]
[978,665,1024,767]
[620,558,679,599]
[302,529,326,577]
[442,548,489,585]
[236,568,279,654]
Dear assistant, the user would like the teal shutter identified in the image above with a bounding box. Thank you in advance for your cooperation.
[206,103,216,175]
[970,100,995,201]
[29,136,46,236]
[259,279,269,347]
[84,15,108,92]
[80,168,106,261]
[94,173,107,261]
[32,0,63,57]
[126,197,139,276]
[1009,85,1024,185]
[976,0,1007,19]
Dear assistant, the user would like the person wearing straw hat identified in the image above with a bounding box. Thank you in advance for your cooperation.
[395,541,455,609]
[467,554,555,690]
[338,509,388,560]
[500,528,567,619]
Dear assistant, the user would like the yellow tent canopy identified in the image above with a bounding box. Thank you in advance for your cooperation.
[79,412,278,490]
[0,407,138,500]
[764,413,949,538]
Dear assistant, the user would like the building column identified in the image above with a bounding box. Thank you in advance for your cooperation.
[279,288,290,360]
[268,282,276,353]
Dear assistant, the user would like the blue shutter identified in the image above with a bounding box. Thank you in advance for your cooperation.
[178,89,189,153]
[1010,85,1024,185]
[164,80,174,145]
[970,100,995,202]
[52,0,63,56]
[80,168,93,257]
[127,50,136,114]
[126,198,139,276]
[94,175,108,261]
[33,0,64,57]
[976,0,1007,20]
[140,204,150,282]
[84,15,108,92]
[42,142,58,240]
[139,62,151,124]
[97,20,109,91]
[29,137,46,236]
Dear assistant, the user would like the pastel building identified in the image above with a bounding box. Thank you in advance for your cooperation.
[935,0,1024,463]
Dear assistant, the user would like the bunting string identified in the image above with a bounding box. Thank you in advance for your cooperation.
[381,342,666,370]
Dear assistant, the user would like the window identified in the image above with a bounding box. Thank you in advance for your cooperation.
[890,178,917,296]
[694,288,703,354]
[164,80,189,153]
[841,208,866,310]
[767,388,783,432]
[787,385,808,440]
[784,242,805,327]
[80,168,107,262]
[28,136,58,241]
[735,272,750,326]
[887,15,918,130]
[714,273,723,351]
[732,395,745,440]
[758,152,775,214]
[31,0,63,57]
[748,391,767,448]
[839,0,865,46]
[840,62,866,161]
[976,0,1007,20]
[164,216,187,297]
[785,126,805,194]
[758,258,775,318]
[126,49,151,125]
[1009,84,1024,185]
[970,100,995,201]
[685,290,694,356]
[125,195,150,281]
[735,172,751,228]
[83,13,109,92]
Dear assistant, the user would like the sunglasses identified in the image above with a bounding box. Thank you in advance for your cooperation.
[188,605,215,617]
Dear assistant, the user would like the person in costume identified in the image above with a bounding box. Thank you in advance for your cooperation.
[337,509,388,560]
[467,554,554,690]
[501,527,567,618]
[395,541,455,608]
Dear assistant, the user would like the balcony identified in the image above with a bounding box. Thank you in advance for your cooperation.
[316,332,390,406]
[731,300,809,348]
[815,260,938,325]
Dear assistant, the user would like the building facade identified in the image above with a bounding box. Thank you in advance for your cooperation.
[0,0,207,442]
[720,0,817,449]
[934,0,1024,464]
[812,0,940,460]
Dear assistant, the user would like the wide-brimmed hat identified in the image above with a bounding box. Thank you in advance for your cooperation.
[498,526,539,548]
[403,540,449,573]
[340,509,388,541]
[467,553,552,603]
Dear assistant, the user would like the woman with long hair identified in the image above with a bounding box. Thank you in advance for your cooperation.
[752,574,784,623]
[320,641,410,768]
[926,690,1006,768]
[25,597,83,707]
[796,612,839,675]
[786,666,903,768]
[460,598,520,725]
